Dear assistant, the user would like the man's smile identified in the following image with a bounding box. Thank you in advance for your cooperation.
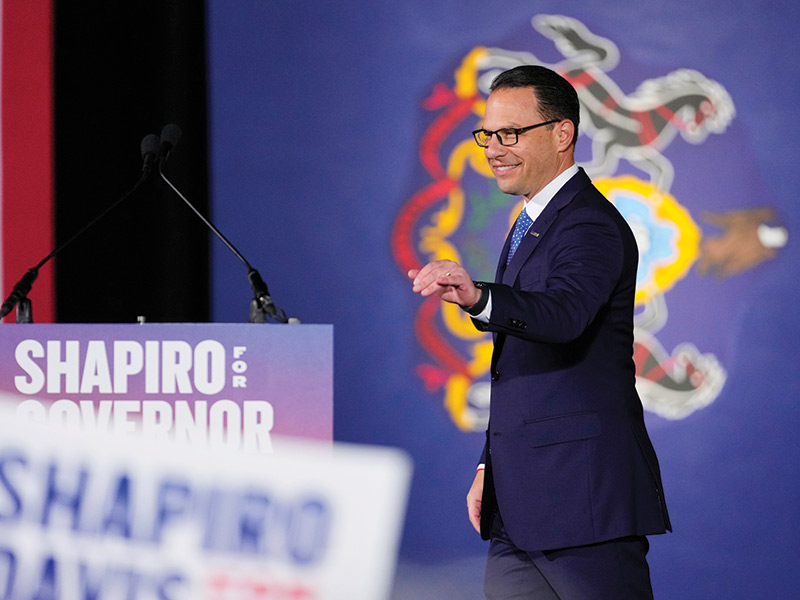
[492,163,520,174]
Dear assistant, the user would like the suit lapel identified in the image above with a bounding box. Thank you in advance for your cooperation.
[498,168,591,285]
[495,224,514,281]
[488,169,592,378]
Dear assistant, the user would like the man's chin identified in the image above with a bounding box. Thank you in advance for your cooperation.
[496,182,521,197]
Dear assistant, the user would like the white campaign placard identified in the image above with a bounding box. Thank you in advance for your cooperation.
[0,402,411,600]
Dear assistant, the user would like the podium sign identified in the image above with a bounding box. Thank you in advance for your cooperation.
[0,325,413,599]
[0,324,333,451]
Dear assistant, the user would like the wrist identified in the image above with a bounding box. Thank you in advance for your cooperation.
[460,282,489,315]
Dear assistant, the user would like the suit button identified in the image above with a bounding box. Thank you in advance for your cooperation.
[491,371,501,381]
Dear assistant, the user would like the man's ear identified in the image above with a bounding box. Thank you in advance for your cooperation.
[556,120,575,151]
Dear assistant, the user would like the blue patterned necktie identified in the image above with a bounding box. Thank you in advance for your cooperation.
[507,207,533,264]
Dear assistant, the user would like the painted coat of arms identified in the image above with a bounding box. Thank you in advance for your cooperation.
[392,14,787,431]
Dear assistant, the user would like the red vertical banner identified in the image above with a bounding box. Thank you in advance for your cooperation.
[1,0,54,322]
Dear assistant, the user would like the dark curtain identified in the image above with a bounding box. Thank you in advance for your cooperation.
[53,1,210,323]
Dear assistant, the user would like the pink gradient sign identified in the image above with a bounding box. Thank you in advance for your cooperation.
[0,323,332,450]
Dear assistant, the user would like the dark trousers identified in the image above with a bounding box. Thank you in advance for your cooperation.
[484,514,654,600]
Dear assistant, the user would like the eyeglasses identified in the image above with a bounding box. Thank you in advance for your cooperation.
[472,120,559,147]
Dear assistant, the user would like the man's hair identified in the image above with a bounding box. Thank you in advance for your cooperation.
[490,65,580,146]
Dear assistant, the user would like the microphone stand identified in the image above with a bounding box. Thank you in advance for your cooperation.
[157,157,292,324]
[0,140,159,323]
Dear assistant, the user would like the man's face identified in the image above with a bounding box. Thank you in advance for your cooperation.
[481,87,565,200]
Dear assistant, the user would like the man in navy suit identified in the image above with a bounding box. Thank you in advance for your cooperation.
[409,65,671,598]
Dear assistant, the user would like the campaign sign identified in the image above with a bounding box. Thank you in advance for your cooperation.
[0,405,412,599]
[0,324,333,451]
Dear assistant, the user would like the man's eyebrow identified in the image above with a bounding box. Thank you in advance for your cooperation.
[482,123,523,130]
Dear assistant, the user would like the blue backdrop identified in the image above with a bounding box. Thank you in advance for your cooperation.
[206,2,799,597]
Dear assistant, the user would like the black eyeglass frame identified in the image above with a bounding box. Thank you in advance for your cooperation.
[472,119,560,147]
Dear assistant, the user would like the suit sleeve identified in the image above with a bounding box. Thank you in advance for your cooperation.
[473,206,627,343]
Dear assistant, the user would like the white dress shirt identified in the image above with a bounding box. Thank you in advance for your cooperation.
[471,164,579,323]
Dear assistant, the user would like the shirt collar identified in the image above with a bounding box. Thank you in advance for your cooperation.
[522,164,579,219]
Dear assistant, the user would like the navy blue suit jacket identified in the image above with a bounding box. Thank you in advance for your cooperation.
[474,168,671,551]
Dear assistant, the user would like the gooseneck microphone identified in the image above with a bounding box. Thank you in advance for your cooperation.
[141,133,160,174]
[156,124,293,323]
[157,123,181,165]
[0,269,38,322]
[0,134,161,322]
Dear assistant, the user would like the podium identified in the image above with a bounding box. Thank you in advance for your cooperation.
[0,324,414,600]
[0,323,333,451]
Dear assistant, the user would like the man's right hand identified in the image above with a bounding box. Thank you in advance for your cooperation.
[467,469,485,534]
[408,260,482,308]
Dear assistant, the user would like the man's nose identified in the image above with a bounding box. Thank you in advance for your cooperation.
[484,135,505,158]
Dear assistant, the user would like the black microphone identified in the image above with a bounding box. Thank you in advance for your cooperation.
[158,123,181,165]
[141,133,160,174]
[0,133,161,322]
[0,269,38,320]
[156,125,294,323]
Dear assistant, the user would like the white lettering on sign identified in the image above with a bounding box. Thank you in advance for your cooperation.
[15,399,274,454]
[14,340,227,396]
